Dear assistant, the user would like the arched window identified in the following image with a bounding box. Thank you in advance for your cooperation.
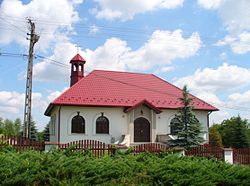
[71,114,85,133]
[170,117,180,135]
[79,64,83,71]
[73,64,77,71]
[96,114,109,134]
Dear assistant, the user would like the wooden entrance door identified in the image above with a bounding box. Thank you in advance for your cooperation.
[134,117,150,142]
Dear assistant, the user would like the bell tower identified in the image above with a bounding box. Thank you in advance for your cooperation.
[70,54,86,87]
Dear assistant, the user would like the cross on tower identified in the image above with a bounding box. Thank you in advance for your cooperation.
[75,44,80,54]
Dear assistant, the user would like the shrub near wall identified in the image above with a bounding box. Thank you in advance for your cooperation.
[0,148,250,185]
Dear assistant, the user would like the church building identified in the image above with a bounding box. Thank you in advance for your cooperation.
[44,54,217,145]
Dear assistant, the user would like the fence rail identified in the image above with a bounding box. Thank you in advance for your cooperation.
[186,144,224,160]
[0,135,44,151]
[133,143,169,154]
[233,148,250,165]
[59,140,113,157]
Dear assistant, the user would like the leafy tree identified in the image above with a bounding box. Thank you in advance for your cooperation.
[219,116,249,148]
[209,125,223,148]
[2,119,15,136]
[0,118,22,136]
[170,85,204,148]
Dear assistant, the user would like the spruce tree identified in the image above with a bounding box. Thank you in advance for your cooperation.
[170,85,204,148]
[30,117,38,140]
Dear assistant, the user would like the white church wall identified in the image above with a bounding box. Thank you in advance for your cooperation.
[155,109,209,141]
[59,106,128,144]
[49,106,59,142]
[50,105,209,144]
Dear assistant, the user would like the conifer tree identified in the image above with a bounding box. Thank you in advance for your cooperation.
[170,85,204,148]
[30,117,38,140]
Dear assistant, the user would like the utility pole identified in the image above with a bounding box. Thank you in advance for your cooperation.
[23,19,39,138]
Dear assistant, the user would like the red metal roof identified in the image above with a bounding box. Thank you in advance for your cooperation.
[45,70,218,115]
[70,54,86,63]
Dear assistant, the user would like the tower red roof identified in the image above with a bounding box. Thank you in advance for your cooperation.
[70,54,86,63]
[45,70,218,116]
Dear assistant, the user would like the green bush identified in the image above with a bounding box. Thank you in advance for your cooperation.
[0,147,249,185]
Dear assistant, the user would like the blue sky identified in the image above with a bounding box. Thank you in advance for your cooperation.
[0,0,250,131]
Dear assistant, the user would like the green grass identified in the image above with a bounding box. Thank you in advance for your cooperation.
[0,147,249,185]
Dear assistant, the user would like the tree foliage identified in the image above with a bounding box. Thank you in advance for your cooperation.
[209,125,223,148]
[170,85,204,148]
[218,116,250,148]
[0,118,22,136]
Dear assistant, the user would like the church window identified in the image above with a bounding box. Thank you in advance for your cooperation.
[71,113,85,133]
[96,113,109,134]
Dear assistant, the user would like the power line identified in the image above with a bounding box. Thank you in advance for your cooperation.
[1,51,250,112]
[0,52,28,58]
[35,55,70,68]
[2,14,250,46]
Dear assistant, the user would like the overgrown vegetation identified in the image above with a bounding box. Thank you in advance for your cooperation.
[0,147,249,185]
[210,116,250,148]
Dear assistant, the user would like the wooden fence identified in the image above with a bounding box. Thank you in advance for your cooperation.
[1,136,250,165]
[133,143,169,154]
[0,135,45,151]
[59,140,113,157]
[58,141,169,157]
[233,148,250,165]
[186,144,224,160]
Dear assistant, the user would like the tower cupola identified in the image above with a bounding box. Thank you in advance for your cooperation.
[70,54,86,87]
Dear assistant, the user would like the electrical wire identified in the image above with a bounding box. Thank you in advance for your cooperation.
[1,51,250,112]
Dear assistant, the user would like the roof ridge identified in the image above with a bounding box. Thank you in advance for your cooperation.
[93,69,153,76]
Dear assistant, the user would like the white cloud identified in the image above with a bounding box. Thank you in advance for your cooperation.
[210,110,230,125]
[0,0,82,51]
[197,0,224,9]
[228,90,250,105]
[47,87,68,102]
[0,91,46,118]
[174,63,250,93]
[156,66,175,73]
[32,29,202,81]
[123,30,201,70]
[0,89,67,130]
[216,32,250,54]
[218,0,250,34]
[199,0,250,54]
[174,63,250,124]
[92,0,184,21]
[32,38,76,82]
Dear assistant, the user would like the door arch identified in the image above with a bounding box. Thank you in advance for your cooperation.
[134,117,150,142]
